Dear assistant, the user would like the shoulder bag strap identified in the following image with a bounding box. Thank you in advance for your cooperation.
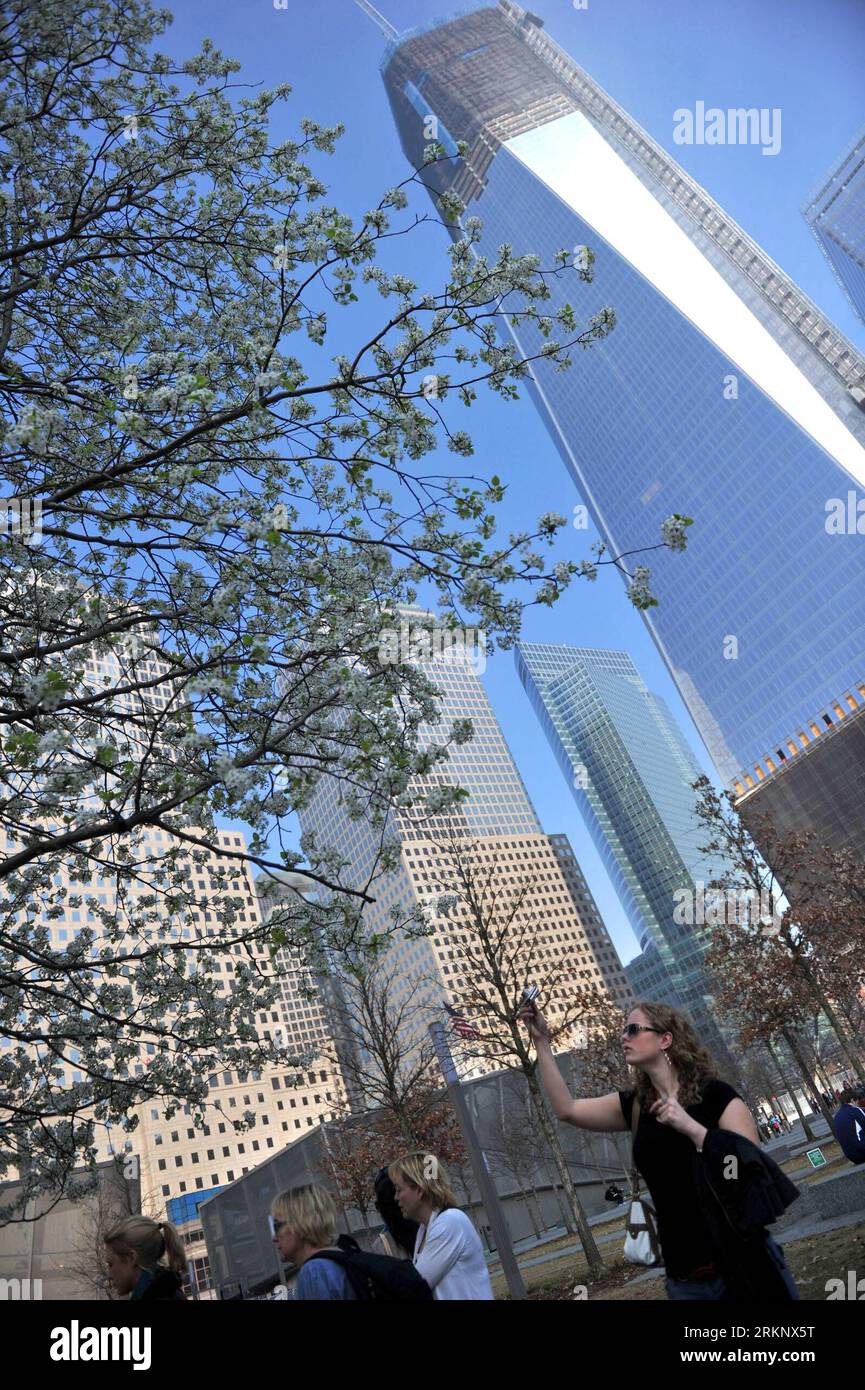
[629,1095,642,1199]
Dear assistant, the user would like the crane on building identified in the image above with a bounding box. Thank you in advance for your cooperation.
[352,0,399,41]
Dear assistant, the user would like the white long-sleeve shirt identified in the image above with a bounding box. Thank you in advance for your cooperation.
[412,1208,494,1301]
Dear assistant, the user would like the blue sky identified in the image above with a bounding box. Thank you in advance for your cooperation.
[160,0,865,963]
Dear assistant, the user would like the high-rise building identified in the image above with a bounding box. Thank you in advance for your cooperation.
[734,684,865,870]
[1,635,346,1293]
[516,641,733,1060]
[374,1,865,804]
[547,833,633,1007]
[1,818,346,1293]
[804,125,865,328]
[296,608,632,1080]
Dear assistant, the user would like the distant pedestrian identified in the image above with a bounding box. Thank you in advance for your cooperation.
[389,1152,494,1300]
[270,1184,356,1300]
[104,1215,187,1301]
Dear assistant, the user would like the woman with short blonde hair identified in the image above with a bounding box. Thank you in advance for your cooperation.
[270,1183,356,1300]
[387,1152,457,1213]
[388,1152,493,1301]
[104,1215,187,1301]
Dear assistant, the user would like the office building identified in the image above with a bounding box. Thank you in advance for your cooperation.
[373,1,865,806]
[804,125,865,327]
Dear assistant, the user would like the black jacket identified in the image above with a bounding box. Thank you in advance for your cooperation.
[374,1167,419,1258]
[693,1129,800,1300]
[132,1266,186,1301]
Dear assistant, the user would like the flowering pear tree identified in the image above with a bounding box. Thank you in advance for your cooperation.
[0,0,690,1212]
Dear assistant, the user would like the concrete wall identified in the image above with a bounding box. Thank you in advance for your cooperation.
[0,1160,141,1302]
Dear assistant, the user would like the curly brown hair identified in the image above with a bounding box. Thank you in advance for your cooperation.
[628,1001,721,1112]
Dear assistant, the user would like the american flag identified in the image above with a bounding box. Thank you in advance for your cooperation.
[445,1003,481,1041]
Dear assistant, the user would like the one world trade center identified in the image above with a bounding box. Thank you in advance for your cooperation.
[365,0,865,849]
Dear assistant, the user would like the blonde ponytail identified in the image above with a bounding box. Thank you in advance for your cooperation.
[105,1215,187,1278]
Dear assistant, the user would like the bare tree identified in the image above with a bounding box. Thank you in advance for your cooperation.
[693,777,865,1087]
[0,0,690,1212]
[62,1158,155,1300]
[321,950,445,1146]
[417,824,607,1279]
[484,1075,549,1240]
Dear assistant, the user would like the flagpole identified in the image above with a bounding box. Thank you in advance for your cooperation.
[428,1019,527,1300]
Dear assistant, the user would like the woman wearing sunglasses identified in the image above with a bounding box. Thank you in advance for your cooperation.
[270,1185,357,1299]
[520,999,799,1301]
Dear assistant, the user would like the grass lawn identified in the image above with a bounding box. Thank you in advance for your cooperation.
[492,1220,865,1300]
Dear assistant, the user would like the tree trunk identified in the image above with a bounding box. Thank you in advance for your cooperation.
[782,1028,836,1130]
[546,1165,576,1234]
[524,1067,605,1279]
[796,961,865,1084]
[765,1038,817,1141]
[524,1182,542,1239]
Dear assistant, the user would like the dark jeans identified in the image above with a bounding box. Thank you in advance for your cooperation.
[665,1236,799,1301]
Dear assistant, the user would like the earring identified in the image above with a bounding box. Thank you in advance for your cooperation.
[663,1049,672,1067]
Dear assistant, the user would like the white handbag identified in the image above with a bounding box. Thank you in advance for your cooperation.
[623,1098,662,1266]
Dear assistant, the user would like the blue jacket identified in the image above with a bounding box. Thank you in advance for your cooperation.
[833,1104,865,1165]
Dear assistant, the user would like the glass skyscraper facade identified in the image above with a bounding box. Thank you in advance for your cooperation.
[804,126,865,328]
[516,641,734,1062]
[378,1,865,797]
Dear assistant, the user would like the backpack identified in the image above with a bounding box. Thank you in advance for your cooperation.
[310,1248,434,1301]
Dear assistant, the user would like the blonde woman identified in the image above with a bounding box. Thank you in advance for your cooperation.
[270,1184,356,1300]
[104,1215,187,1301]
[388,1152,493,1300]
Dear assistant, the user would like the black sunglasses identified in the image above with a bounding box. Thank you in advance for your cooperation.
[621,1024,665,1038]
